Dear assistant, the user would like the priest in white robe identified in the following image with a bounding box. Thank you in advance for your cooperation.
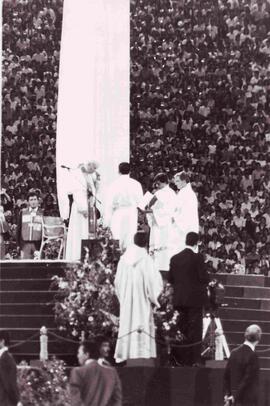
[147,173,176,271]
[114,232,163,363]
[65,161,100,261]
[170,171,199,256]
[104,162,143,251]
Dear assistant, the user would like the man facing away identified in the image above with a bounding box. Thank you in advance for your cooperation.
[104,162,143,252]
[16,191,43,259]
[224,324,262,406]
[0,330,22,406]
[168,232,210,366]
[171,171,199,256]
[69,341,122,406]
[114,232,163,364]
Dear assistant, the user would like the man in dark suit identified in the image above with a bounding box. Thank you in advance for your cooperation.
[0,331,21,406]
[69,341,122,406]
[168,232,210,366]
[224,324,262,406]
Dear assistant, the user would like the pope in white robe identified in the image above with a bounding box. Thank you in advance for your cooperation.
[147,174,176,271]
[170,172,199,256]
[104,163,143,251]
[114,232,163,363]
[65,161,100,261]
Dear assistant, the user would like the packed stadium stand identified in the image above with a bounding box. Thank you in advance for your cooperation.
[1,0,270,274]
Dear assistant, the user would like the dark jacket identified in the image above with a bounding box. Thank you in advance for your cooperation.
[224,344,260,405]
[69,360,122,406]
[0,350,20,406]
[168,248,210,308]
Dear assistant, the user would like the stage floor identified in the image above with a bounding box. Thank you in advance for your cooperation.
[117,366,270,406]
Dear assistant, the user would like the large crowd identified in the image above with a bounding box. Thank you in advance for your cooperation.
[1,0,270,273]
[1,0,63,257]
[130,0,270,275]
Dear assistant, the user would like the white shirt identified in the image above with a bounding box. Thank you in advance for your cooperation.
[0,346,8,358]
[244,341,255,352]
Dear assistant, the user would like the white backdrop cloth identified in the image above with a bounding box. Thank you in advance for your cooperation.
[56,0,130,219]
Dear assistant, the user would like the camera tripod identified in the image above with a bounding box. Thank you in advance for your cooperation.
[202,311,230,360]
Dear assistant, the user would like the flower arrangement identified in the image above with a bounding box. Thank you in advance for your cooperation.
[52,227,121,340]
[17,358,70,406]
[154,283,183,343]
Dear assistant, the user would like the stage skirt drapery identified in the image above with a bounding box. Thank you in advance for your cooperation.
[56,0,130,219]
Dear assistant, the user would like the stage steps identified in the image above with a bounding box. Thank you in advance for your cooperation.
[0,264,270,369]
[0,261,77,365]
[216,274,270,370]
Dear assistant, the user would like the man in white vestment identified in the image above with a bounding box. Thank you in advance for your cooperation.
[171,171,199,256]
[147,173,176,272]
[104,162,143,251]
[114,232,163,363]
[65,161,100,261]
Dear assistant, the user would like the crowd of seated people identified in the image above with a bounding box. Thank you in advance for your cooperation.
[1,0,62,257]
[130,0,270,275]
[2,0,270,272]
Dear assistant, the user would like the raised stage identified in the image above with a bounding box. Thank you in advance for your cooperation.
[1,261,270,405]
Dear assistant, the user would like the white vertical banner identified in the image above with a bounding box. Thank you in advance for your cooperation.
[56,0,130,218]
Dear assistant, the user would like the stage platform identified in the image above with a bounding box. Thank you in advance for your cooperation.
[119,366,269,406]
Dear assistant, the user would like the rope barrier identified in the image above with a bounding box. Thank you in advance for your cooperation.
[47,330,81,344]
[7,327,270,355]
[9,331,40,350]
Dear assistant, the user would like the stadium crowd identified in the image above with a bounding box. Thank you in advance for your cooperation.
[1,0,270,273]
[130,0,270,275]
[1,0,62,257]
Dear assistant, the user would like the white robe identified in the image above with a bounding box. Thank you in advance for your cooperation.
[104,175,143,251]
[170,183,199,256]
[114,245,163,363]
[148,185,176,271]
[65,169,96,261]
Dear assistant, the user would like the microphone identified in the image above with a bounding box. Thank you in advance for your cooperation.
[61,165,71,170]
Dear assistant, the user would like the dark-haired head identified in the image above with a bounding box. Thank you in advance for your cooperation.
[27,191,39,201]
[119,162,130,175]
[185,232,199,247]
[134,231,148,248]
[153,173,168,188]
[78,340,99,365]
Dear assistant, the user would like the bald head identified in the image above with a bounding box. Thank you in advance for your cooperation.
[244,324,262,344]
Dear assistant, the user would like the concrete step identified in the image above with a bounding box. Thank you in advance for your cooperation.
[0,278,52,290]
[0,261,66,279]
[225,285,270,299]
[222,319,270,333]
[220,307,270,322]
[215,273,270,287]
[0,303,53,315]
[243,286,270,299]
[224,297,270,310]
[0,290,57,303]
[0,315,55,328]
[224,331,270,346]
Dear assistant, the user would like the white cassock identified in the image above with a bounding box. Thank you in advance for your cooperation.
[104,175,143,251]
[148,185,176,271]
[114,244,163,363]
[65,169,96,262]
[170,183,199,256]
